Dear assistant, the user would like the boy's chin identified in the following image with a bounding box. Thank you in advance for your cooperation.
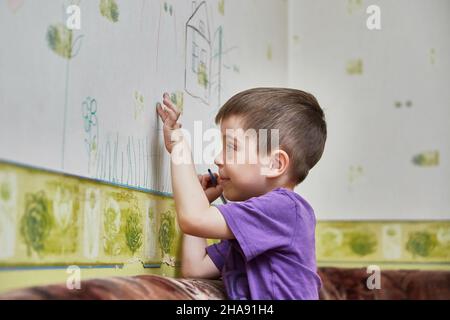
[223,189,246,202]
[222,189,236,202]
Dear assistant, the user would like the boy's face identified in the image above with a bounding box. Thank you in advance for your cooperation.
[214,115,272,201]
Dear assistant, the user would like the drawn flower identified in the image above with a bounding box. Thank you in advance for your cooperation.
[82,97,98,133]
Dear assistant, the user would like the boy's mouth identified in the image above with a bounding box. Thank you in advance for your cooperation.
[219,174,230,183]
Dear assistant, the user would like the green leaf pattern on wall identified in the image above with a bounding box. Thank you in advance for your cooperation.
[100,0,120,23]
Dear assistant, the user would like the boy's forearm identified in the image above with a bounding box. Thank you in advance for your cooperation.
[170,136,210,229]
[181,234,208,275]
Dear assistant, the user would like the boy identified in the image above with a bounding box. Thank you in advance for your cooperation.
[156,88,327,300]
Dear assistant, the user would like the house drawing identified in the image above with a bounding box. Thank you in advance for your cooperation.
[185,1,211,105]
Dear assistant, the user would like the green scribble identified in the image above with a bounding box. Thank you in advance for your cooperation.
[412,151,440,167]
[348,231,377,256]
[0,181,11,201]
[406,231,437,257]
[125,208,143,255]
[46,23,73,59]
[348,165,364,184]
[346,59,363,75]
[170,91,184,113]
[430,48,436,65]
[100,0,119,23]
[20,191,53,256]
[164,2,168,12]
[133,90,145,120]
[197,63,208,88]
[218,0,225,15]
[159,210,175,255]
[267,44,273,61]
[347,0,363,14]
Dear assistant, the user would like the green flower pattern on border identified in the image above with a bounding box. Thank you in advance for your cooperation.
[159,210,175,256]
[125,207,143,255]
[20,191,53,256]
[347,231,377,256]
[406,231,437,257]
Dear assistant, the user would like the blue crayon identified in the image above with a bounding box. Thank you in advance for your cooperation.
[208,169,228,204]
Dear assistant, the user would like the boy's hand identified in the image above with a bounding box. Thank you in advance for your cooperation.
[156,93,182,154]
[198,173,223,203]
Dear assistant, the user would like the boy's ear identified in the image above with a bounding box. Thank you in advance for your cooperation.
[261,150,290,177]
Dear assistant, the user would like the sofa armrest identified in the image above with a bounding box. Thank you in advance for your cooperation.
[0,275,226,300]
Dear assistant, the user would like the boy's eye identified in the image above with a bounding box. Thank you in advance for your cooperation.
[226,143,236,151]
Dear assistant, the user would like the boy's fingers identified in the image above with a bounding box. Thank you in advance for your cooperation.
[201,175,208,189]
[163,95,181,118]
[156,103,168,122]
[162,106,177,124]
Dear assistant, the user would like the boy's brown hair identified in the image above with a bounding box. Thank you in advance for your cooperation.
[215,88,327,185]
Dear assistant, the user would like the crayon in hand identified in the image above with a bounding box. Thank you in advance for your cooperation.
[208,169,228,204]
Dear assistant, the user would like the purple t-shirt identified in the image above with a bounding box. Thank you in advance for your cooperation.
[205,187,321,300]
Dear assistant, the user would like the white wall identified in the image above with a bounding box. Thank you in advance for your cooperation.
[289,0,450,220]
[0,0,288,194]
[1,0,448,220]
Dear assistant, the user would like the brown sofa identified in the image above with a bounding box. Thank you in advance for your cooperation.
[1,268,449,300]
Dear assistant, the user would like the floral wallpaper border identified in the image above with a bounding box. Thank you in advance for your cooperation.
[0,159,449,274]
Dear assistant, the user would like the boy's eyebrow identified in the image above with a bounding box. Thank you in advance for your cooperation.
[224,134,239,145]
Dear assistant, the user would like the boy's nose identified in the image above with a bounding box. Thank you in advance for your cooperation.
[214,151,224,167]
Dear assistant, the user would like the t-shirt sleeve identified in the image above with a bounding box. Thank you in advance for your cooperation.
[205,240,230,272]
[215,190,297,262]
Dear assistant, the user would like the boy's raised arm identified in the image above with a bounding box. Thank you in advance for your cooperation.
[156,94,234,240]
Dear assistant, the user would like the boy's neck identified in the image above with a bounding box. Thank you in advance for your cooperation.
[268,181,296,192]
